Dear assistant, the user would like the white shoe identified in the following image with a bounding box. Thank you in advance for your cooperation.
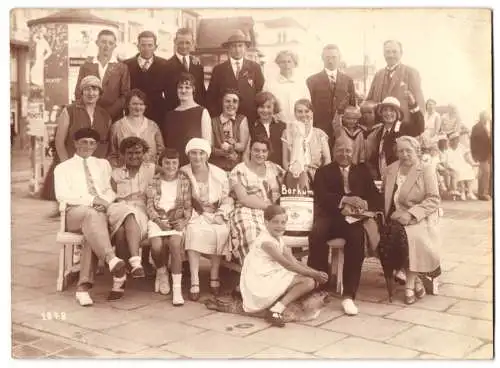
[341,298,358,316]
[154,267,171,295]
[76,291,93,306]
[466,192,477,200]
[172,286,184,306]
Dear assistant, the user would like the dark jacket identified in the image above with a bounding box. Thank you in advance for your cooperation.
[313,162,383,221]
[306,70,356,140]
[207,59,265,124]
[248,118,286,167]
[164,55,206,112]
[75,58,130,122]
[123,54,169,124]
[470,122,492,162]
[365,108,425,180]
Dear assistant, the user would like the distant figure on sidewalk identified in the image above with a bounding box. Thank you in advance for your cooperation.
[470,110,492,201]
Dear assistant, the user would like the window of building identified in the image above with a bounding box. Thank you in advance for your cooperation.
[128,21,142,44]
[117,22,126,43]
[10,53,18,82]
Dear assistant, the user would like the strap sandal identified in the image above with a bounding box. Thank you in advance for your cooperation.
[130,265,145,279]
[209,279,221,296]
[404,288,416,305]
[189,284,200,301]
[266,310,286,327]
[414,279,426,299]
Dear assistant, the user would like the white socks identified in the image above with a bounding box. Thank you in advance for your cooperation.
[129,256,141,269]
[270,301,285,314]
[172,273,184,305]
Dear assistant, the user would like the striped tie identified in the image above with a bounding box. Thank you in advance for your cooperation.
[83,158,98,196]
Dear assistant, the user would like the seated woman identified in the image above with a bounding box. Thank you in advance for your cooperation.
[229,137,285,265]
[146,149,193,306]
[109,89,165,167]
[210,89,249,172]
[281,98,331,188]
[107,137,156,299]
[379,136,441,305]
[181,138,233,301]
[240,205,328,327]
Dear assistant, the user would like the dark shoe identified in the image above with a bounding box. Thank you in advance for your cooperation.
[110,259,126,278]
[131,266,145,279]
[266,310,285,327]
[210,279,221,296]
[231,288,242,300]
[189,285,200,301]
[142,262,156,279]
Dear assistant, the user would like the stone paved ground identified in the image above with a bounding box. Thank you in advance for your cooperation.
[11,178,493,360]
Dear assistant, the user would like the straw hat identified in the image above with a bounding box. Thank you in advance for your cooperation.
[376,97,403,121]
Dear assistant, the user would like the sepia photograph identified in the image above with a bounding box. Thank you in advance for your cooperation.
[10,5,493,360]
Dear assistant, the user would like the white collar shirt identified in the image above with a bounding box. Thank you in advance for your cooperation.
[54,154,116,206]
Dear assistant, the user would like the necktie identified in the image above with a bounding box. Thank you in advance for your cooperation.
[183,56,189,71]
[235,61,241,79]
[329,74,336,90]
[379,130,389,177]
[341,167,350,194]
[142,59,150,71]
[83,158,98,196]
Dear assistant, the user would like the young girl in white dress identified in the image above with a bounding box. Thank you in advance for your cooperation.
[240,205,329,327]
[447,132,477,200]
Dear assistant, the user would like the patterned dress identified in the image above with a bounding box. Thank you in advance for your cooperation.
[228,161,284,264]
[107,162,155,239]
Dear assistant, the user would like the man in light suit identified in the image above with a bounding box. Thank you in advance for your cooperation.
[306,44,357,142]
[75,29,130,123]
[207,30,265,124]
[164,28,206,112]
[366,40,425,124]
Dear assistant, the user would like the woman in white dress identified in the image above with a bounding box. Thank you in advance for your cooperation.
[447,131,477,200]
[263,50,311,124]
[146,149,193,306]
[240,205,328,327]
[181,138,233,301]
[423,99,442,139]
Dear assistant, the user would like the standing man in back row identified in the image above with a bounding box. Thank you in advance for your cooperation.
[207,30,265,124]
[123,30,169,125]
[307,44,356,142]
[75,29,130,123]
[164,28,206,113]
[366,40,425,124]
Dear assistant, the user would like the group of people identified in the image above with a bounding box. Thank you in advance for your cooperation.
[51,25,491,327]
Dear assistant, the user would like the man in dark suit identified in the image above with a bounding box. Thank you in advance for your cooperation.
[206,30,265,124]
[123,30,168,124]
[366,40,425,124]
[309,136,383,316]
[75,29,130,123]
[365,92,425,180]
[164,28,206,112]
[470,110,492,201]
[306,44,356,141]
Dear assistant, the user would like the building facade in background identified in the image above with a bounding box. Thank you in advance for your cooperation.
[10,8,200,150]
